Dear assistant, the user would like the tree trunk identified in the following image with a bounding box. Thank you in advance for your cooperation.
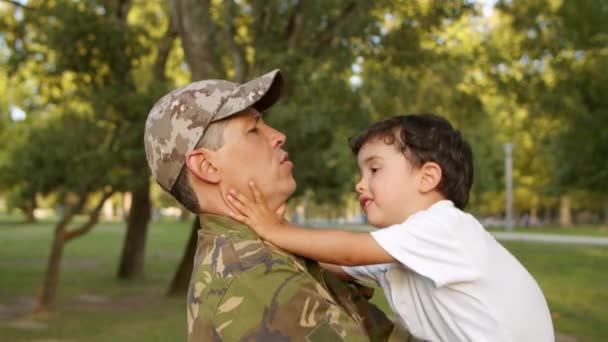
[117,182,151,279]
[559,195,573,227]
[36,193,89,312]
[170,0,222,80]
[223,0,248,82]
[22,195,37,223]
[530,206,539,226]
[36,190,113,312]
[603,197,608,225]
[114,2,172,280]
[36,224,66,312]
[23,206,36,223]
[542,206,551,226]
[167,217,199,296]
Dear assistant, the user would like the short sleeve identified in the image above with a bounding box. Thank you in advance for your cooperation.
[342,264,389,284]
[371,210,481,287]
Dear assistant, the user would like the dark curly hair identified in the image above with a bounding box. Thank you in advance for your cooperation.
[349,113,474,209]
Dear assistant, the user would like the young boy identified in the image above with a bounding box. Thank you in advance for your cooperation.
[226,114,554,342]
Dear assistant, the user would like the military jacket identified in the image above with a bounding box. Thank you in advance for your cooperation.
[187,214,395,341]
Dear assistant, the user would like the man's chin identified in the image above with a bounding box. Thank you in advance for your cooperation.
[275,180,296,206]
[286,179,297,197]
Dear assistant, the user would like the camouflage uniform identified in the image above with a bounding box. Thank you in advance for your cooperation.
[187,214,396,341]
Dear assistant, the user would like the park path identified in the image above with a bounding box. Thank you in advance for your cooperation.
[492,232,608,246]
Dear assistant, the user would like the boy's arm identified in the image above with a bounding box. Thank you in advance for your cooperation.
[266,224,396,266]
[226,182,396,266]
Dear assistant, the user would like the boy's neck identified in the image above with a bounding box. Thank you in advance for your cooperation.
[401,192,448,223]
[421,192,449,210]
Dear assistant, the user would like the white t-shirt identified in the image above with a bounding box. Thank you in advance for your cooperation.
[343,200,554,342]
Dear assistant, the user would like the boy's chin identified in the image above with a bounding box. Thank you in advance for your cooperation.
[369,216,402,228]
[368,217,388,228]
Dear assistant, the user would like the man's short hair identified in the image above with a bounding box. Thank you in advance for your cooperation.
[169,119,228,213]
[348,114,474,209]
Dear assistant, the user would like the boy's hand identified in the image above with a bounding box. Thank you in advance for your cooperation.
[226,181,284,239]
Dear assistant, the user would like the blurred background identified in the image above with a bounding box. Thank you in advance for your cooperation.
[0,0,606,341]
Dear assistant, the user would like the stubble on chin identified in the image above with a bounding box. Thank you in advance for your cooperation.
[268,183,296,212]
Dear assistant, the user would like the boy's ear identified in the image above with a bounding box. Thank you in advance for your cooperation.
[418,161,442,193]
[185,148,221,184]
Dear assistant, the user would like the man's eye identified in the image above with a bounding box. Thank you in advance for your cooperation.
[370,167,379,173]
[249,127,259,134]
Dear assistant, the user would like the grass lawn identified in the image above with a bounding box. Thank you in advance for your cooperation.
[0,218,192,342]
[1,218,607,341]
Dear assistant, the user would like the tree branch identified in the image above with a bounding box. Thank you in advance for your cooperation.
[153,16,179,81]
[284,0,303,50]
[114,0,132,22]
[223,0,248,82]
[312,2,357,57]
[55,192,89,238]
[252,0,265,35]
[64,188,115,242]
[0,0,34,10]
[251,0,267,48]
[170,0,223,79]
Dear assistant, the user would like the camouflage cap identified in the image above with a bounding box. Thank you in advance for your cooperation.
[144,69,284,191]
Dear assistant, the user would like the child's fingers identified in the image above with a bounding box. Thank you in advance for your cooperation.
[248,181,265,206]
[276,203,286,218]
[225,195,243,213]
[228,210,249,224]
[229,189,252,207]
[226,193,250,216]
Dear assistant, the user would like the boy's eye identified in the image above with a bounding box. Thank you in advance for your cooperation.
[370,167,379,173]
[249,127,259,134]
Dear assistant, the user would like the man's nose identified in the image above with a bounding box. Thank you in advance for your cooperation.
[268,126,286,148]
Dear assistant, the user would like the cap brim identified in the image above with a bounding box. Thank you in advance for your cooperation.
[213,69,284,121]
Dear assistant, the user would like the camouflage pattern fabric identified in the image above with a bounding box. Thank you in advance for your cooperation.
[187,214,398,341]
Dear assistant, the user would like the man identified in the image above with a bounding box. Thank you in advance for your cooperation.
[144,70,407,341]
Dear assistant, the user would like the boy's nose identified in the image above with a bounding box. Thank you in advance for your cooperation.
[355,179,365,193]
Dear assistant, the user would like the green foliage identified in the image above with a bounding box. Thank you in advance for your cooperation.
[495,0,608,194]
[0,0,177,211]
[217,0,478,204]
[0,113,113,197]
[0,0,605,214]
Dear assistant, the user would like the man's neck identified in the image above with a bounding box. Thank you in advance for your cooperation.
[198,213,260,239]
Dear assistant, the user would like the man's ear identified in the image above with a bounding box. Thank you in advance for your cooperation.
[418,161,442,193]
[185,148,221,184]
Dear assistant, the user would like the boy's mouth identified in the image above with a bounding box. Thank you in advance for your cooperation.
[359,196,372,211]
